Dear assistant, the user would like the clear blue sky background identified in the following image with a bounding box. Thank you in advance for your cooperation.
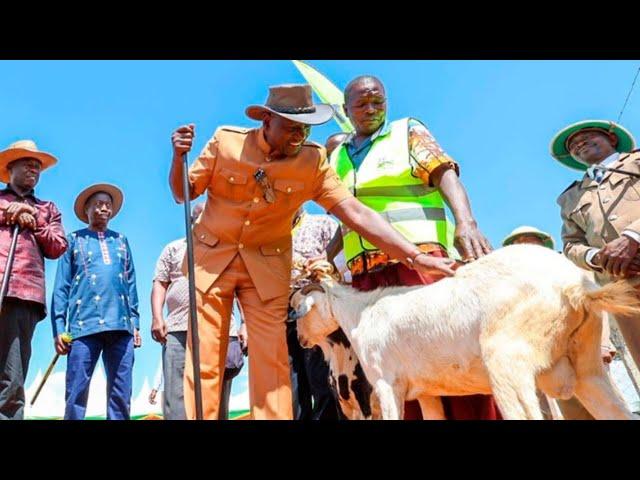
[1,60,639,409]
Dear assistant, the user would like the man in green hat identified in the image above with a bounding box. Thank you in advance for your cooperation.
[552,119,640,372]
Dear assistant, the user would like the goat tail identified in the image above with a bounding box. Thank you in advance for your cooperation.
[565,279,640,318]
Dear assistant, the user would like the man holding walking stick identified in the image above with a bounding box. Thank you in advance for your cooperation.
[169,84,459,420]
[0,140,67,420]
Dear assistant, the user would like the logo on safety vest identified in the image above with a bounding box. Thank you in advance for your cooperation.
[376,156,394,169]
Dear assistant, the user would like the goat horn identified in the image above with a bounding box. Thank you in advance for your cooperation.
[301,283,326,295]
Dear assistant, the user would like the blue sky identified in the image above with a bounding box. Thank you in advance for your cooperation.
[2,60,639,415]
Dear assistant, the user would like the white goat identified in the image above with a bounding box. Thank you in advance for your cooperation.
[291,245,640,420]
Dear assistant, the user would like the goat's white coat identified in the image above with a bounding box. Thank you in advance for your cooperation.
[293,245,640,420]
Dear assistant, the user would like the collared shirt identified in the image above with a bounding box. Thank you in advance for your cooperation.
[587,152,620,182]
[154,238,239,335]
[0,185,67,316]
[187,125,352,301]
[51,228,139,339]
[344,119,459,186]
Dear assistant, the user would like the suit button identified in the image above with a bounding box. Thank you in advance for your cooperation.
[229,177,235,182]
[239,243,244,249]
[286,187,292,193]
[609,215,618,221]
[244,220,250,226]
[599,185,606,190]
[200,234,205,240]
[276,248,281,253]
[253,197,259,203]
[602,198,610,204]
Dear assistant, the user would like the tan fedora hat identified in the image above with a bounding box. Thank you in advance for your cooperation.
[246,84,334,125]
[74,183,124,224]
[0,139,58,183]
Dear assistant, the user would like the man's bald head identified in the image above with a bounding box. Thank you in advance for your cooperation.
[344,75,386,104]
[343,75,387,137]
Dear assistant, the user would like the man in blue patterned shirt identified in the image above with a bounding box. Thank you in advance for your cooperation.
[51,183,140,420]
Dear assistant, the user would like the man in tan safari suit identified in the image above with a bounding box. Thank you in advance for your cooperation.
[168,84,460,420]
[553,119,640,385]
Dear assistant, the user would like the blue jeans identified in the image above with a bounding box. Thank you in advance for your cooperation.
[65,331,134,420]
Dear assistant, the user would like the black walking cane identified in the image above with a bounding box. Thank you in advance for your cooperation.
[182,152,204,420]
[0,224,20,315]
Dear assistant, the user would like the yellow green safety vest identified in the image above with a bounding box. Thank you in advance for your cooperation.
[329,117,459,264]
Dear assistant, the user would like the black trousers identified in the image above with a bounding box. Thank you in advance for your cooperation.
[286,317,342,420]
[0,298,42,420]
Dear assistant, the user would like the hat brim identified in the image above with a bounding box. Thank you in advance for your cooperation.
[502,232,555,250]
[550,120,636,171]
[0,148,58,183]
[74,183,124,224]
[245,104,335,126]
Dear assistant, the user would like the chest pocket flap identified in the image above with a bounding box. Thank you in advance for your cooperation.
[273,179,305,195]
[193,222,219,247]
[219,167,248,185]
[260,238,291,256]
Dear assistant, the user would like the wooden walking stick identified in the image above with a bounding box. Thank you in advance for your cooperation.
[30,333,72,406]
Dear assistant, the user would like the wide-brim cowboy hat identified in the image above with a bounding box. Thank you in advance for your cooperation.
[246,84,334,125]
[502,225,555,250]
[0,140,58,183]
[550,120,636,171]
[74,183,124,224]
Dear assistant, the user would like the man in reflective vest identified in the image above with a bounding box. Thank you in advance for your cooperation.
[328,75,501,420]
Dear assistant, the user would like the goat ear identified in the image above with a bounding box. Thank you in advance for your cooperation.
[295,295,315,318]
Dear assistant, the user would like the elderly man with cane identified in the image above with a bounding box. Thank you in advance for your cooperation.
[0,140,67,420]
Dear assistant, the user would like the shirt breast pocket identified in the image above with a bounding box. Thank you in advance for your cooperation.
[569,201,592,232]
[217,168,248,203]
[273,179,305,207]
[609,174,640,202]
[33,203,49,223]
